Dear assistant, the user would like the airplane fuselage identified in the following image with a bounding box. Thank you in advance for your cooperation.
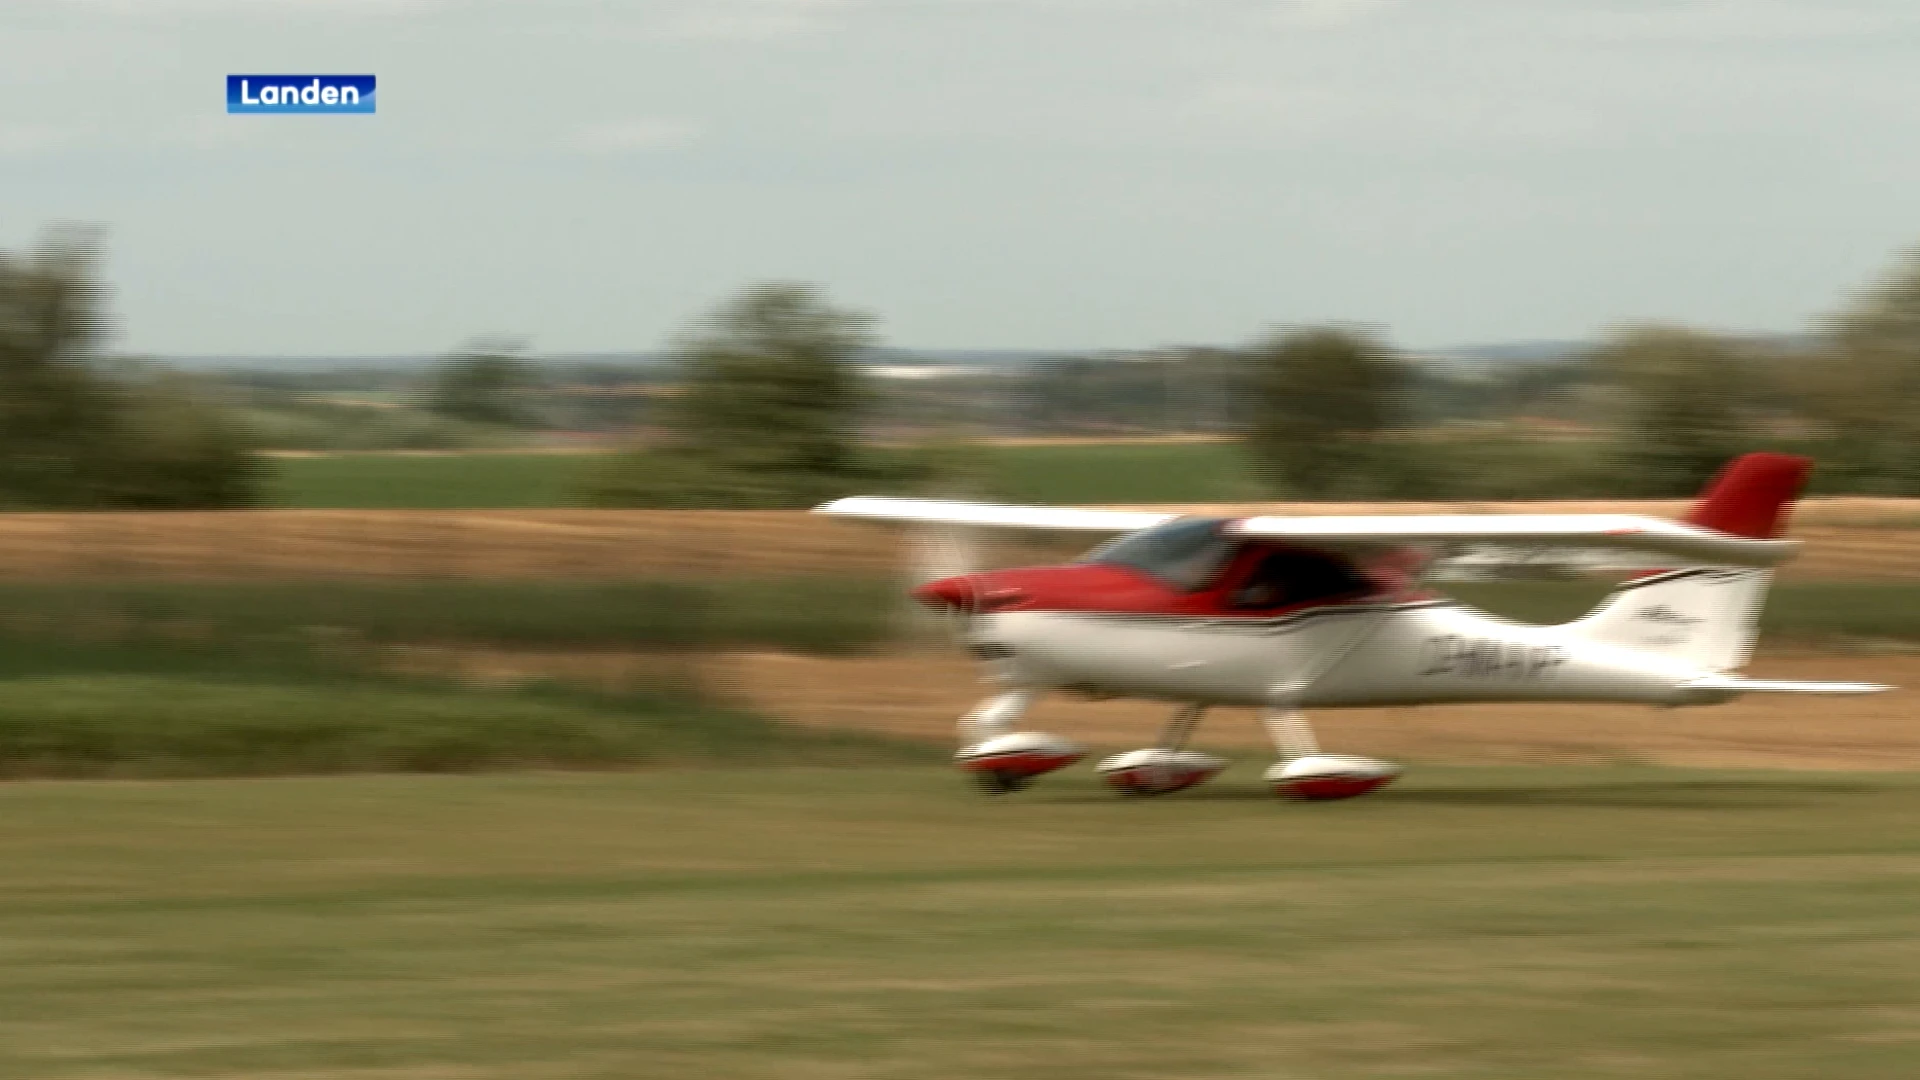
[976,599,1718,710]
[822,454,1887,800]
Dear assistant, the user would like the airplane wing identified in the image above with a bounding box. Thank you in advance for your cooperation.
[1229,514,1798,569]
[815,496,1177,534]
[817,498,1798,568]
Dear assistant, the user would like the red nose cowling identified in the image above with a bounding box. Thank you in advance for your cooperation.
[913,575,974,611]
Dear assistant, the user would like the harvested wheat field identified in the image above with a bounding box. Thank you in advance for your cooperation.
[0,510,900,581]
[0,498,1916,581]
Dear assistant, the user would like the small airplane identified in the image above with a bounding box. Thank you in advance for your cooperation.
[815,453,1892,801]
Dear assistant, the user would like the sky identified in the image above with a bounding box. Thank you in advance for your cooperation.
[3,0,1919,356]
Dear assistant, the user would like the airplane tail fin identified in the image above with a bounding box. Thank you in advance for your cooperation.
[1571,454,1811,672]
[1679,452,1811,540]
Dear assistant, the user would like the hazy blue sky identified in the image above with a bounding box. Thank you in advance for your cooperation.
[4,0,1918,355]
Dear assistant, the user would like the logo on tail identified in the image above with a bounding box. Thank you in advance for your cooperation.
[1576,454,1809,672]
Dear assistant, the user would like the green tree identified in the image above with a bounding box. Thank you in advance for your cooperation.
[426,337,538,427]
[1798,249,1920,493]
[588,284,905,508]
[93,366,263,508]
[0,227,117,505]
[1593,325,1753,496]
[1240,326,1417,498]
[0,227,260,509]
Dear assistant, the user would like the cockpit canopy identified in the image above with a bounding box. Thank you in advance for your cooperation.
[1081,517,1379,605]
[1079,518,1235,592]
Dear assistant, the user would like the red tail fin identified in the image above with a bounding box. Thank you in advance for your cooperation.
[1684,453,1811,539]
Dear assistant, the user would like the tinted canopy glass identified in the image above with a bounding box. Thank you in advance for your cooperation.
[1081,518,1234,592]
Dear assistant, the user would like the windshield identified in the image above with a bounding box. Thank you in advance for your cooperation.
[1080,518,1234,592]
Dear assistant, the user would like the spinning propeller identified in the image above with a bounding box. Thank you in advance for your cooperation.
[903,523,984,642]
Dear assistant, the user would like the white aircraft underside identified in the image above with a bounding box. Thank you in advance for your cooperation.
[982,601,1700,710]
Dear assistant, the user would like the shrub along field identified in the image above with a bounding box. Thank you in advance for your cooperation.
[0,635,929,780]
[0,574,928,778]
[2,766,1919,1079]
[0,574,1913,779]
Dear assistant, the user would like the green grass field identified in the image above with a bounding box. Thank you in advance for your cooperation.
[977,441,1261,504]
[0,673,926,779]
[2,766,1918,1078]
[0,577,900,654]
[266,452,597,509]
[249,441,1920,511]
[263,444,1257,509]
[8,578,1920,654]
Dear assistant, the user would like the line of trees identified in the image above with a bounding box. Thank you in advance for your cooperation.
[7,222,1918,509]
[590,246,1920,506]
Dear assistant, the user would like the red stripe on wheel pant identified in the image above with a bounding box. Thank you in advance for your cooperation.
[1276,775,1394,801]
[958,751,1079,777]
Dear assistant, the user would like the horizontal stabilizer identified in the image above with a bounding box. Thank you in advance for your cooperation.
[1682,675,1894,697]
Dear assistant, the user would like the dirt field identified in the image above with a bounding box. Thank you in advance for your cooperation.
[713,649,1920,772]
[0,509,897,580]
[1,497,1916,581]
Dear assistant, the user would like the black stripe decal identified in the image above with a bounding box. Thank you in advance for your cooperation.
[1611,567,1755,590]
[1011,600,1453,636]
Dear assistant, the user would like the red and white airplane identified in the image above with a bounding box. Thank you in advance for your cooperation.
[817,453,1891,800]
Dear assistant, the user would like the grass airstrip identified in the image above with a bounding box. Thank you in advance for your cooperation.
[2,765,1919,1079]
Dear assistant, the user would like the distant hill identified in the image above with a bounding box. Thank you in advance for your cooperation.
[1429,341,1588,364]
[153,348,1052,375]
[160,353,683,374]
[150,335,1817,376]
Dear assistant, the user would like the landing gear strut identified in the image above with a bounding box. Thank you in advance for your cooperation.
[1260,706,1401,801]
[953,689,1084,793]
